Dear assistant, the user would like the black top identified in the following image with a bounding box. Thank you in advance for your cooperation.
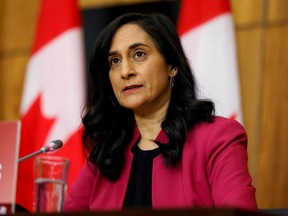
[123,144,161,209]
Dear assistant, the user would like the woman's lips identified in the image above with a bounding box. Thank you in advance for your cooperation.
[122,84,143,92]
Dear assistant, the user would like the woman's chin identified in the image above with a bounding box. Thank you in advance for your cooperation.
[119,99,146,110]
[121,104,143,111]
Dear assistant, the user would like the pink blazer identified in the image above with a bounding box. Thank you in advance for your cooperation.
[64,117,257,211]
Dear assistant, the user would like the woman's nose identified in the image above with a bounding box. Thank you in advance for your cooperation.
[121,60,136,78]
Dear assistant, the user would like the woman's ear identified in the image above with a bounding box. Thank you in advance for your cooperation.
[170,66,178,77]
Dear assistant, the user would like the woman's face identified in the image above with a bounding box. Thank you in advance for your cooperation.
[108,24,175,115]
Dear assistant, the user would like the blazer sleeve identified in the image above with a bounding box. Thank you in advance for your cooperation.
[205,118,257,210]
[64,160,97,212]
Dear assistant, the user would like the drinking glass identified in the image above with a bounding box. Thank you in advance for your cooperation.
[34,156,69,213]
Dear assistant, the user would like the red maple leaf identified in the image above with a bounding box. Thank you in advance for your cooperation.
[16,95,56,212]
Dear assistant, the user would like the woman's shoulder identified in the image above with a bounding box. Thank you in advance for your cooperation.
[185,116,248,156]
[73,160,99,183]
[195,116,245,131]
[187,116,247,141]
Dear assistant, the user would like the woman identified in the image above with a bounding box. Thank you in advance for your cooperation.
[64,12,257,211]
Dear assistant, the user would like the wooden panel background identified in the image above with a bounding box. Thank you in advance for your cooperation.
[0,0,287,209]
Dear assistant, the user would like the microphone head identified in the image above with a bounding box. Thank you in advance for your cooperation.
[42,140,63,153]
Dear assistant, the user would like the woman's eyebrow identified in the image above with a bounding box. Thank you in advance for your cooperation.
[108,51,117,57]
[108,43,150,57]
[129,42,149,50]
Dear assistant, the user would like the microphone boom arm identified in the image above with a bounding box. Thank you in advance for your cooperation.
[18,149,44,163]
[18,140,63,163]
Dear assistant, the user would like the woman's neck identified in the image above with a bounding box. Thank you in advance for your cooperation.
[134,100,169,149]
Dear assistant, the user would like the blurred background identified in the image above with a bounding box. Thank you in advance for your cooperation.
[0,0,287,209]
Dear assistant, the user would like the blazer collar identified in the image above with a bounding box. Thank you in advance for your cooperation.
[127,124,169,149]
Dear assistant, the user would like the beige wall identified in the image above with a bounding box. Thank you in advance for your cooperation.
[232,0,288,208]
[0,0,287,208]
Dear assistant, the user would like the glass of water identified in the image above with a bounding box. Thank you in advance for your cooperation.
[34,156,70,213]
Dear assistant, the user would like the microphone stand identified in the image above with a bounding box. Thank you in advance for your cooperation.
[18,149,45,163]
[18,140,63,163]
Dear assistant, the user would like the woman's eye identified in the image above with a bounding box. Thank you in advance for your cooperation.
[134,51,146,59]
[110,58,120,66]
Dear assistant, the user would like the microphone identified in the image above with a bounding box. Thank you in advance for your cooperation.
[18,140,63,163]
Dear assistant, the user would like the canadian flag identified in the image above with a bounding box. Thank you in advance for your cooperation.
[178,0,242,121]
[16,0,86,212]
